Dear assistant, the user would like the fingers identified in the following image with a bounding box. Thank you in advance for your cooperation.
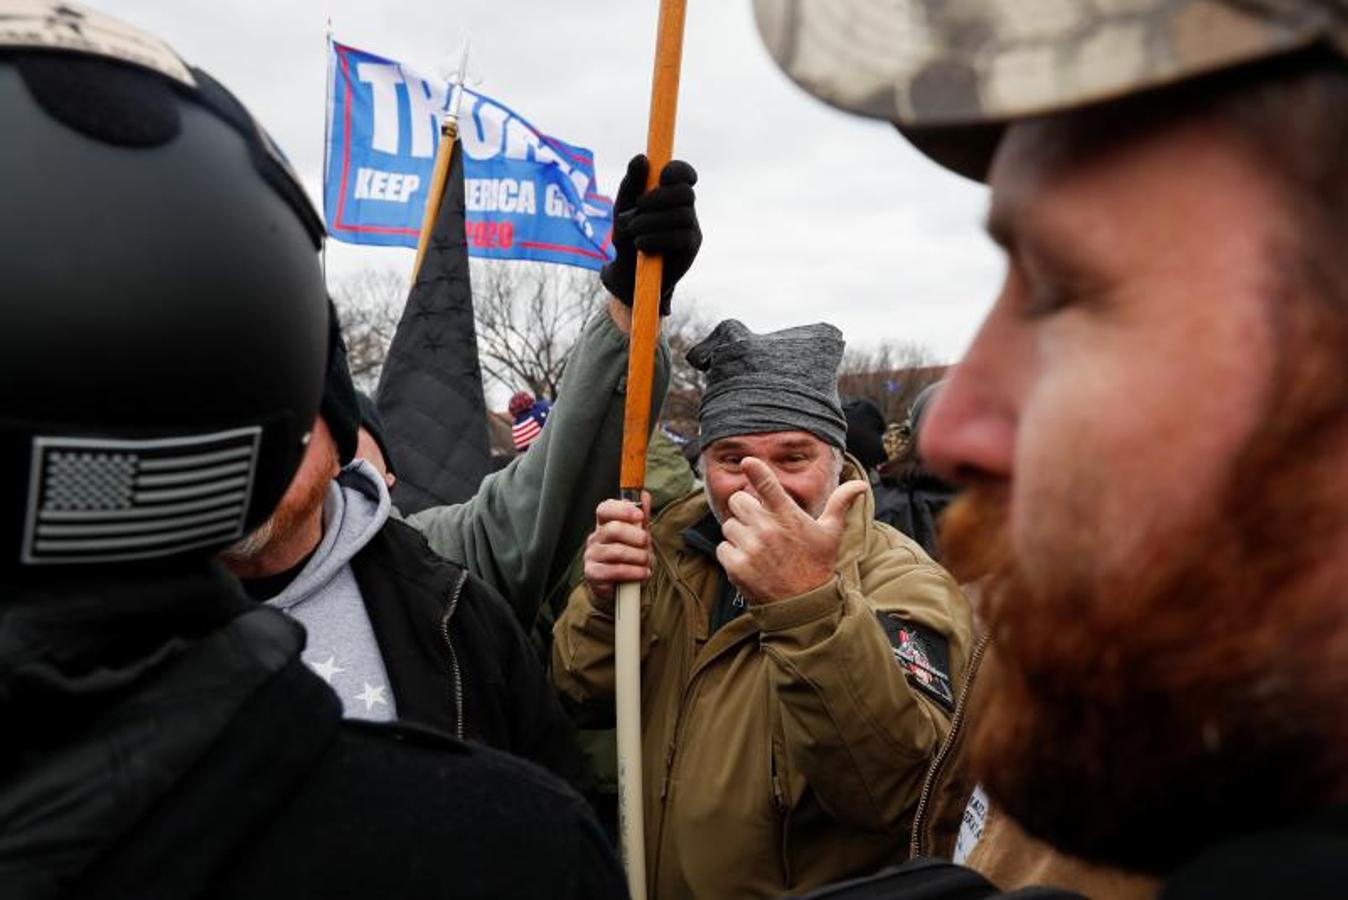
[595,497,645,529]
[632,222,700,257]
[585,533,652,568]
[725,490,765,525]
[629,187,698,259]
[583,549,650,602]
[741,457,795,515]
[585,494,655,600]
[658,159,697,187]
[629,205,697,238]
[714,540,749,585]
[589,499,649,569]
[617,160,699,304]
[819,480,869,531]
[633,182,695,213]
[618,157,694,214]
[720,513,751,548]
[613,154,649,212]
[589,517,648,553]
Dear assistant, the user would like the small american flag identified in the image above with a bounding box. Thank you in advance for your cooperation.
[21,426,261,565]
[511,415,543,452]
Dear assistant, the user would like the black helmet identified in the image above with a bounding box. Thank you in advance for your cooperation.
[0,4,328,570]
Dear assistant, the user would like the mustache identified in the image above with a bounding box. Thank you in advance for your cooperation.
[938,484,1012,585]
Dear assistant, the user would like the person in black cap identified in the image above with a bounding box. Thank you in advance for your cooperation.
[553,319,972,899]
[842,397,889,476]
[0,5,623,898]
[873,383,960,560]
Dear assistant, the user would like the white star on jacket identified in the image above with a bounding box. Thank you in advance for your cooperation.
[310,655,345,684]
[355,682,388,712]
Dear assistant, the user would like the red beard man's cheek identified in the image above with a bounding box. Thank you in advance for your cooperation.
[958,381,1348,874]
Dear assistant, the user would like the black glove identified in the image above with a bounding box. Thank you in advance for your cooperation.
[600,154,701,314]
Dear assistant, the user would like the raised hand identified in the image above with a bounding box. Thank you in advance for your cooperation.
[716,457,867,604]
[583,492,654,604]
[599,154,701,314]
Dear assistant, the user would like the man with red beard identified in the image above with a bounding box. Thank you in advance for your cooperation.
[753,1,1348,897]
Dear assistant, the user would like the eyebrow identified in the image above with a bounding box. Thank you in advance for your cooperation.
[710,438,817,453]
[988,194,1115,291]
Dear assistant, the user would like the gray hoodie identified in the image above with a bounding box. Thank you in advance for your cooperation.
[266,460,395,722]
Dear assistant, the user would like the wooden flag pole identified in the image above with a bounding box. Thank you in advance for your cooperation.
[616,2,687,897]
[411,45,470,280]
[410,122,456,280]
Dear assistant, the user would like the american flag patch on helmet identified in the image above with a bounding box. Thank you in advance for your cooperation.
[21,426,261,565]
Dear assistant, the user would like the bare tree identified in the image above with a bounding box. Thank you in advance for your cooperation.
[330,261,718,424]
[331,268,407,394]
[329,261,606,401]
[471,260,606,400]
[659,300,713,436]
[837,339,946,424]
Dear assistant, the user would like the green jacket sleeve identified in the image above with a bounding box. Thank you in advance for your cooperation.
[408,308,671,629]
[749,518,973,835]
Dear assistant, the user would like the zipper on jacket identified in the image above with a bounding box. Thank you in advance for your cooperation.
[769,740,793,888]
[440,569,468,741]
[661,740,676,799]
[770,757,786,815]
[909,630,991,859]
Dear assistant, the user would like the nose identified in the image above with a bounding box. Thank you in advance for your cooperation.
[727,473,758,503]
[920,305,1021,485]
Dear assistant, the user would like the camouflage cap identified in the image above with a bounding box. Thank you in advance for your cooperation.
[753,0,1348,179]
[0,0,195,85]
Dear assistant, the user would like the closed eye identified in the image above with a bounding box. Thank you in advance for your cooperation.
[1014,253,1112,321]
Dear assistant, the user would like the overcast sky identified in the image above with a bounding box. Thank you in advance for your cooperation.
[96,0,1004,364]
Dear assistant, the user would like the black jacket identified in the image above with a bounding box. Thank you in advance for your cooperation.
[797,810,1348,899]
[350,516,594,794]
[873,466,958,561]
[1161,805,1348,899]
[794,858,1079,899]
[0,565,623,900]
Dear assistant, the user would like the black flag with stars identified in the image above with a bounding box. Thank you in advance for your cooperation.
[374,137,492,513]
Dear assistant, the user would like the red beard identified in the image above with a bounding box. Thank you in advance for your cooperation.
[941,307,1348,874]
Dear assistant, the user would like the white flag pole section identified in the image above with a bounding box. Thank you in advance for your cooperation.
[616,2,687,898]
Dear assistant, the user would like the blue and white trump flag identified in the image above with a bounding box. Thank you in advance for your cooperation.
[324,41,614,270]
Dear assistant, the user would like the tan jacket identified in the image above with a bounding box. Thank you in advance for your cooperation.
[910,634,1158,899]
[553,462,973,899]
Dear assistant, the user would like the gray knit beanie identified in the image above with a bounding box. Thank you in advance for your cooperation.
[687,319,846,450]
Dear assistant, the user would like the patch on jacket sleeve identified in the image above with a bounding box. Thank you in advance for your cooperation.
[876,613,955,712]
